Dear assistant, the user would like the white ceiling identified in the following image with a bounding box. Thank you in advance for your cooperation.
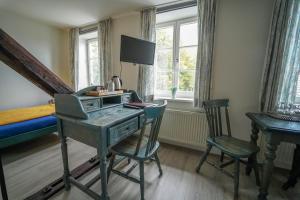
[0,0,181,28]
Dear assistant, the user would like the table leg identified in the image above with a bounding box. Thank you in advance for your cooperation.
[282,144,300,190]
[246,121,259,175]
[258,135,279,200]
[98,130,109,200]
[61,135,71,190]
[0,154,8,200]
[58,119,71,190]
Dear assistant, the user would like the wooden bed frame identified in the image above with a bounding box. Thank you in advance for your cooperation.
[0,124,57,200]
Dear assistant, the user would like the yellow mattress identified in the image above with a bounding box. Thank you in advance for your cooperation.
[0,104,55,126]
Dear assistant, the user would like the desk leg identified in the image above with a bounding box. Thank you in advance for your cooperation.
[258,134,279,200]
[99,157,109,200]
[61,136,71,190]
[246,121,259,175]
[98,130,109,200]
[58,119,71,190]
[0,154,8,200]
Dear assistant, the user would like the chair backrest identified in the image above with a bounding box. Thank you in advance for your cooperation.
[203,99,231,138]
[135,100,167,157]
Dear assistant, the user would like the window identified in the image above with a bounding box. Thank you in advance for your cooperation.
[154,18,198,100]
[78,31,100,90]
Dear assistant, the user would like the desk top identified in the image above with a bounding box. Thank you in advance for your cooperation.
[57,105,144,129]
[246,113,300,135]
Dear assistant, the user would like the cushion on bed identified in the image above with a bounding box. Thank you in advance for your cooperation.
[0,104,55,125]
[0,116,57,139]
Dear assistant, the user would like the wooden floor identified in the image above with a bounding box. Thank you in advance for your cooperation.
[1,134,300,200]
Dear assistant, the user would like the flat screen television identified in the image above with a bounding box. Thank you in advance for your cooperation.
[120,35,156,65]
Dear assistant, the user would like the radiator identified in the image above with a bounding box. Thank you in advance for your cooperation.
[158,109,209,151]
[159,109,295,169]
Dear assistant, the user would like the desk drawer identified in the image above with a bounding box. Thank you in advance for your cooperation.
[81,99,100,112]
[109,117,139,145]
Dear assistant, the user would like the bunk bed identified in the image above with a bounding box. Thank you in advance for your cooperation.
[0,104,57,200]
[0,28,73,200]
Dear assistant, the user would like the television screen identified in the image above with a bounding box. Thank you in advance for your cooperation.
[120,35,156,65]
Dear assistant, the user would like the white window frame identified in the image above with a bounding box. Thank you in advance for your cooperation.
[86,38,99,86]
[295,73,300,104]
[155,17,198,101]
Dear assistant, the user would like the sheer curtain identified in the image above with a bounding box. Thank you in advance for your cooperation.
[98,18,112,86]
[193,0,217,108]
[69,27,79,91]
[260,0,300,112]
[137,7,156,101]
[277,1,300,109]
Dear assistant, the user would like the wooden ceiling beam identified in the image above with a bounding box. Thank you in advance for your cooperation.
[0,28,74,97]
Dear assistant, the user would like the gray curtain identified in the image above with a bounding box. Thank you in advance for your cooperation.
[260,0,300,112]
[137,7,156,101]
[69,27,79,91]
[193,0,217,108]
[98,18,112,86]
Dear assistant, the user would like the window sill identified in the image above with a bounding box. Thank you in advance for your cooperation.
[154,97,193,103]
[154,97,204,113]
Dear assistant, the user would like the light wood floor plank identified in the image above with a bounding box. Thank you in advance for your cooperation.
[1,134,299,200]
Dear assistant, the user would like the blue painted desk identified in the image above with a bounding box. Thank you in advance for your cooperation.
[246,113,300,200]
[55,89,144,200]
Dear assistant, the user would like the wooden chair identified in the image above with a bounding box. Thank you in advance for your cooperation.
[107,100,167,200]
[196,99,260,200]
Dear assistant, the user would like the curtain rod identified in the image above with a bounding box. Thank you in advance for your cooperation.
[156,0,197,14]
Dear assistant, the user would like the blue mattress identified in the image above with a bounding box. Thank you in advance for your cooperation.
[0,116,57,139]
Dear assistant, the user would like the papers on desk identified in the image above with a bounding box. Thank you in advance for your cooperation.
[123,102,155,109]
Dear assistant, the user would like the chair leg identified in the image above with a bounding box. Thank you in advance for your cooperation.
[220,152,225,162]
[196,144,212,173]
[245,156,253,176]
[139,161,145,200]
[154,152,163,176]
[0,154,8,200]
[234,159,240,200]
[252,154,261,186]
[107,154,116,183]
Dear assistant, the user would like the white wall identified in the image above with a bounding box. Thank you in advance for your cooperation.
[111,12,140,91]
[111,0,274,141]
[212,0,273,140]
[0,10,70,110]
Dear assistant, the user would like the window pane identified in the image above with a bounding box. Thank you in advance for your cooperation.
[296,73,300,98]
[156,49,173,70]
[179,70,195,92]
[155,71,173,91]
[179,47,197,70]
[89,58,100,85]
[156,26,174,49]
[155,26,174,98]
[88,40,99,59]
[88,39,100,85]
[180,22,198,47]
